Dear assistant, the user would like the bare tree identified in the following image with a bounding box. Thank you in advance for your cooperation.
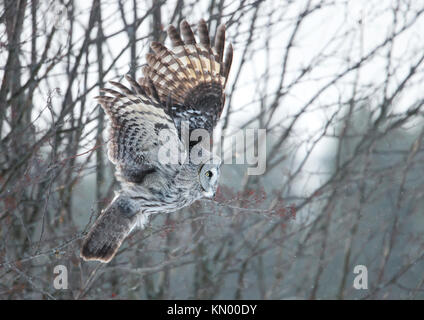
[1,0,424,299]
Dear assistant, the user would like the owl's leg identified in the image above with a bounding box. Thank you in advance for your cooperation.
[80,195,139,263]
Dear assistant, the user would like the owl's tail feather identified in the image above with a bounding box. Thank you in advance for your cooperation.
[80,195,138,263]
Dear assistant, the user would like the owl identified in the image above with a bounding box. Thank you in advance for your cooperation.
[80,19,233,263]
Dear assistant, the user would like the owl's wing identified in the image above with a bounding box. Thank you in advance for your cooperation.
[143,19,233,139]
[96,76,184,183]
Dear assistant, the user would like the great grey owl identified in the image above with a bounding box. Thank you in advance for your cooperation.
[80,19,233,263]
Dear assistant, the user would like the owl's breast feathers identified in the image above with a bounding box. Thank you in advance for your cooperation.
[123,162,203,211]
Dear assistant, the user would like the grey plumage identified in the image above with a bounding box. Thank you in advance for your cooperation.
[80,19,232,263]
[81,195,140,263]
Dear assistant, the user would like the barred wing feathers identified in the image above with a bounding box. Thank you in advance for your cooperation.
[143,19,233,135]
[96,76,183,183]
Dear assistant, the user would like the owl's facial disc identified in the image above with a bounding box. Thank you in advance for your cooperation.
[199,162,220,198]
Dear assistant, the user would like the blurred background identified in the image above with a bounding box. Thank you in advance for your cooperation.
[1,0,424,299]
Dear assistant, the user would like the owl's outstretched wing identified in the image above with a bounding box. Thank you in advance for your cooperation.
[96,76,184,183]
[143,19,233,138]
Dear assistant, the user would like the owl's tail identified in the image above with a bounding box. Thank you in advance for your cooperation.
[80,195,139,263]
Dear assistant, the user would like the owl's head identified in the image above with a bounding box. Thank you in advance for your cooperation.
[198,157,221,198]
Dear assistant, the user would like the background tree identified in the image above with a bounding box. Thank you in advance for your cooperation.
[1,0,424,299]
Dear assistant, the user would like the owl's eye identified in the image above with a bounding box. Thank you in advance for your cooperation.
[205,170,213,178]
